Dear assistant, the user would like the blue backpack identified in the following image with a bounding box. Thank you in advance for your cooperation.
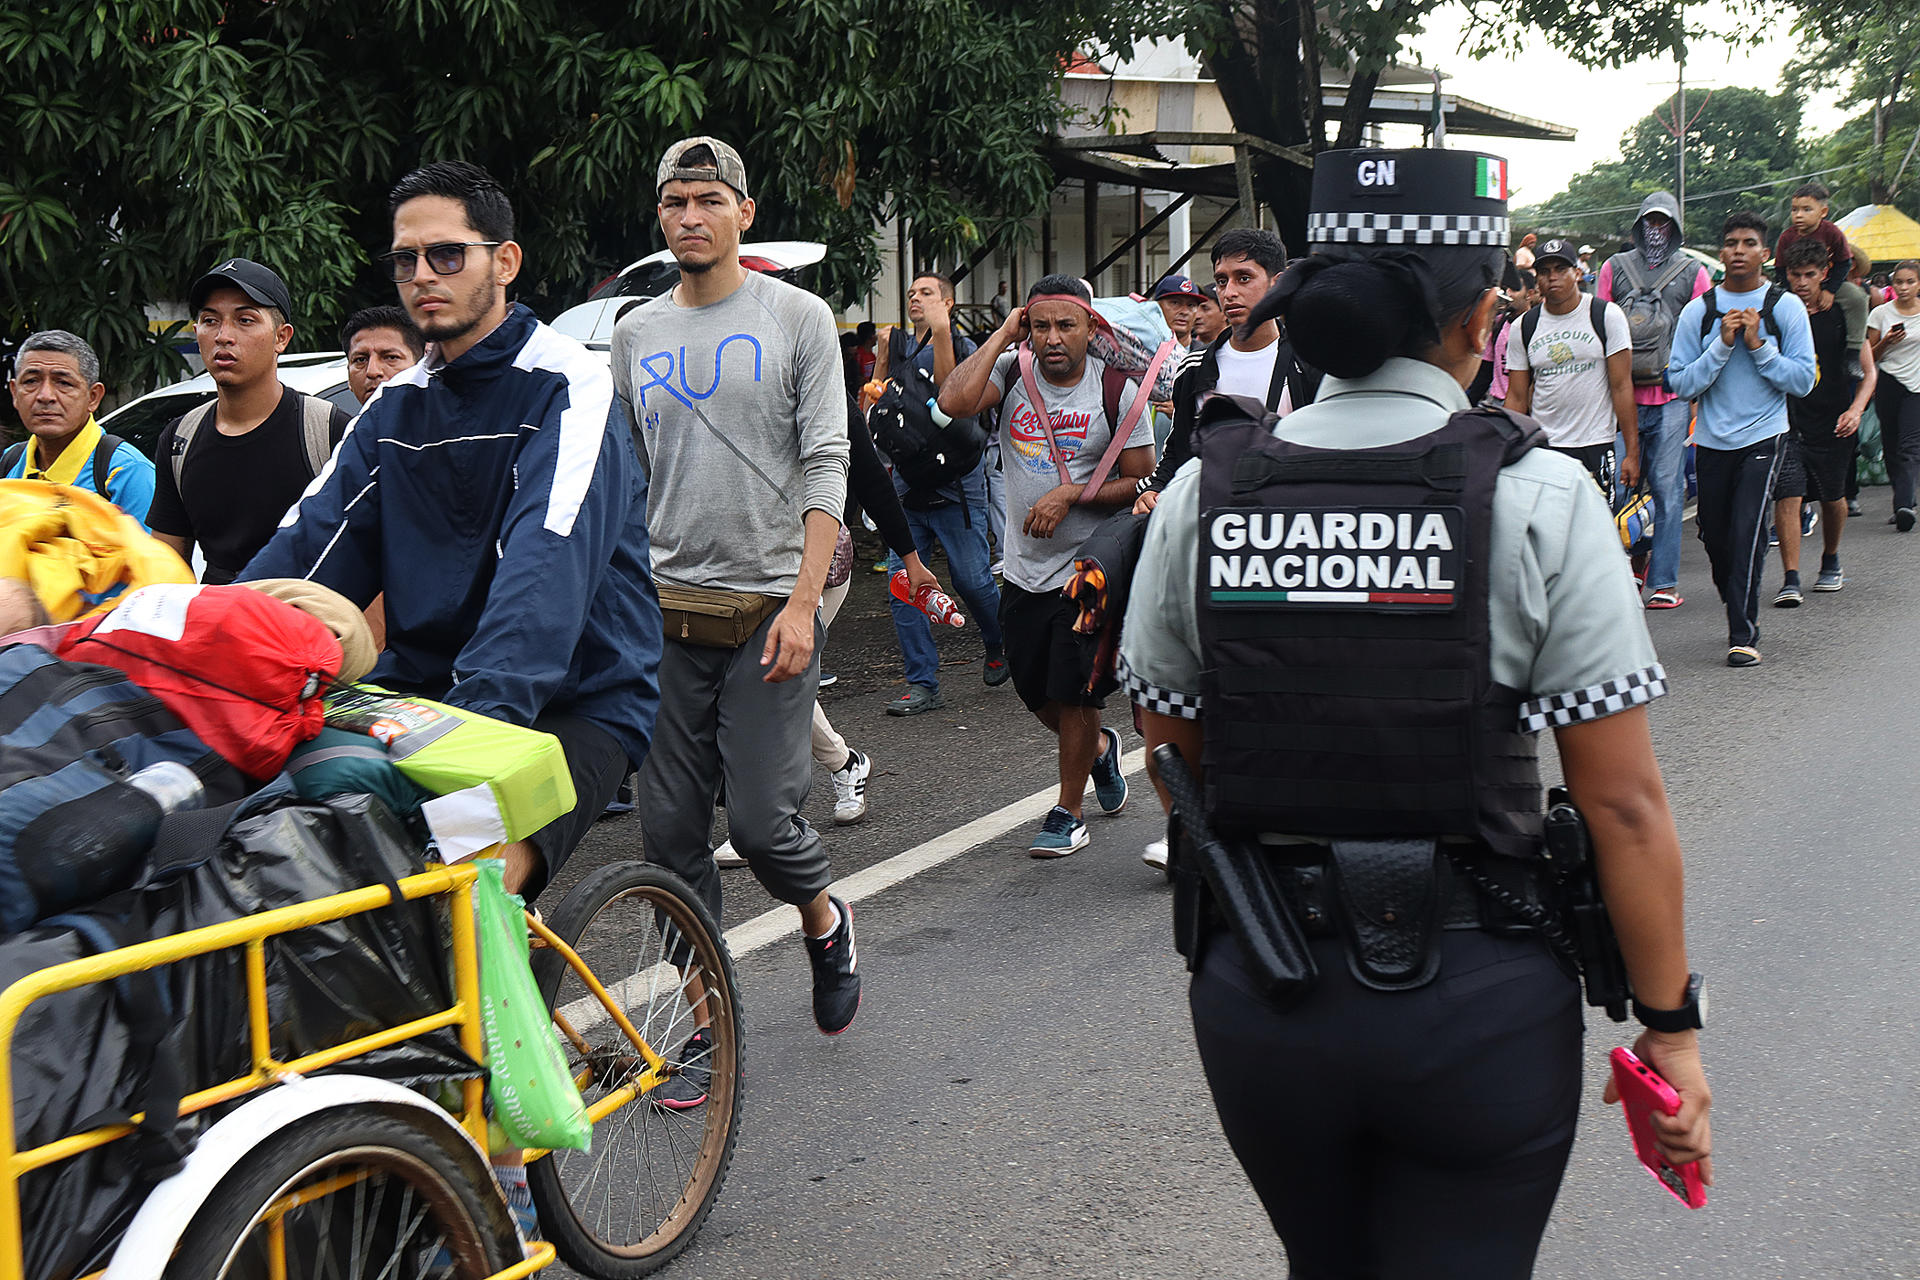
[0,644,241,933]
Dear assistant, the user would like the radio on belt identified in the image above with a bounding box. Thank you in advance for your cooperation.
[1203,505,1465,610]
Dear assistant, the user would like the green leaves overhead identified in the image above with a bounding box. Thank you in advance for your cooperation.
[2,0,1178,403]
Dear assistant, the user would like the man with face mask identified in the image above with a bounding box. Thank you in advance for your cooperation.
[1597,194,1713,610]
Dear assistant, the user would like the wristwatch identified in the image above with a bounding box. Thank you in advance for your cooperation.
[1633,972,1706,1032]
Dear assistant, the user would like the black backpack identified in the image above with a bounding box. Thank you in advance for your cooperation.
[1699,284,1786,345]
[867,337,989,493]
[1,432,130,495]
[1520,295,1612,350]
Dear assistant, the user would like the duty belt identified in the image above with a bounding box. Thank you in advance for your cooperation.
[1199,842,1553,992]
[1266,851,1546,937]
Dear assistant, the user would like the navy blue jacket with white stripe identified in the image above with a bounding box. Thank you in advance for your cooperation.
[243,304,661,768]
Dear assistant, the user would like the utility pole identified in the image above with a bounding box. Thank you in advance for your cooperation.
[1676,50,1686,220]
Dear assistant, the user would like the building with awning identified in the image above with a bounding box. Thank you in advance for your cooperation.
[864,45,1576,326]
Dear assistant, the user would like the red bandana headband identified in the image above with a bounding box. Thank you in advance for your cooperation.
[1022,293,1113,339]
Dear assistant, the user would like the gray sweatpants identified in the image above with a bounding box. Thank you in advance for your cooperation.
[640,610,833,920]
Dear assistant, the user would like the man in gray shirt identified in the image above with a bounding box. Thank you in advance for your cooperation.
[612,137,860,1040]
[940,275,1154,857]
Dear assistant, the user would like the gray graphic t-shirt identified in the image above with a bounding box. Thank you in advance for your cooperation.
[611,271,849,594]
[989,351,1148,592]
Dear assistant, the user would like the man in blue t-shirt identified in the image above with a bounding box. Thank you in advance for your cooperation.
[1667,211,1818,667]
[876,271,1007,715]
[5,330,156,527]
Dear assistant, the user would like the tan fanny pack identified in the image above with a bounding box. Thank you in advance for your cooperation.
[657,584,784,648]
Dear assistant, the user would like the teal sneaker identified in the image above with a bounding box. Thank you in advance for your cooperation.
[1029,805,1089,858]
[1090,726,1128,814]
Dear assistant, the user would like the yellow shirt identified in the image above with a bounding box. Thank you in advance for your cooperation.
[20,417,104,486]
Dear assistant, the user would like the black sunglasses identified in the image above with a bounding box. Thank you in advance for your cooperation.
[379,241,502,283]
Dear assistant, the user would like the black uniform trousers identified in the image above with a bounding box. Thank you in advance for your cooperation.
[1190,928,1583,1280]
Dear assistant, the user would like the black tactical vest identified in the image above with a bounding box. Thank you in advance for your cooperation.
[1194,394,1547,859]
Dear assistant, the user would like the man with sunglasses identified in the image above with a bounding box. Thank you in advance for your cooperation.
[243,161,660,908]
[148,258,351,582]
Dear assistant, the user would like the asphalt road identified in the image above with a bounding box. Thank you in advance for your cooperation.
[549,504,1920,1279]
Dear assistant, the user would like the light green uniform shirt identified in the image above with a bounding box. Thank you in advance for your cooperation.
[1120,357,1666,731]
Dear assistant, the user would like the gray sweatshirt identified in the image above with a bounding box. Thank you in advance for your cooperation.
[612,270,849,594]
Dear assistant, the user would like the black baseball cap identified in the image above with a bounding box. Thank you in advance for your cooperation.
[189,258,294,318]
[1533,238,1580,269]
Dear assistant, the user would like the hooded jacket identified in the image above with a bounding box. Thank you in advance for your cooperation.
[242,303,661,768]
[1597,192,1712,407]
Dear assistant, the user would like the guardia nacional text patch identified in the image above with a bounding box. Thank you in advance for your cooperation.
[1204,506,1464,611]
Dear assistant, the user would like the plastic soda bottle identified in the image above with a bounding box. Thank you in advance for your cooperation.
[889,571,965,628]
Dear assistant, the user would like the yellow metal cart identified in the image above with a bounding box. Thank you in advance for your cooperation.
[0,856,741,1280]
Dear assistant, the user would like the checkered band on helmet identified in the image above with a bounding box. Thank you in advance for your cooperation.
[1308,212,1512,247]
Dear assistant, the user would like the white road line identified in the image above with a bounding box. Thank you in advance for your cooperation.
[554,748,1150,1031]
[724,747,1148,959]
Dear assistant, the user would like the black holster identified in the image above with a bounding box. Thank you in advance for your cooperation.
[1158,746,1317,1008]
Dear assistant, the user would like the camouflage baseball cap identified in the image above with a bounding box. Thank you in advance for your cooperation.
[656,137,749,201]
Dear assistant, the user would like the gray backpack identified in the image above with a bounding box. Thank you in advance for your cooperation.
[1612,255,1694,387]
[169,394,336,490]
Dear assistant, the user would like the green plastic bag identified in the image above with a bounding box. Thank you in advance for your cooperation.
[473,858,591,1150]
[325,686,576,860]
[1858,402,1890,488]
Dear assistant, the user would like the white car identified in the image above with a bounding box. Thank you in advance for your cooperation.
[550,241,827,344]
[99,352,359,459]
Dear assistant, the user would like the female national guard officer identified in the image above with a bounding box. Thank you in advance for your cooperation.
[1120,149,1712,1277]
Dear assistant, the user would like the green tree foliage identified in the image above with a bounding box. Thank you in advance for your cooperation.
[1786,0,1920,203]
[1184,0,1762,159]
[0,0,1182,399]
[1518,89,1805,247]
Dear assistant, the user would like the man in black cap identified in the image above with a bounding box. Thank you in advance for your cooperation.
[148,258,350,583]
[1151,274,1203,352]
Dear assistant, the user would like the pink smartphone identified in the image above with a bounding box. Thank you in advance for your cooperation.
[1610,1047,1707,1209]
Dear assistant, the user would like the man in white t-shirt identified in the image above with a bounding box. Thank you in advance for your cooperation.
[1507,238,1640,491]
[1135,229,1318,510]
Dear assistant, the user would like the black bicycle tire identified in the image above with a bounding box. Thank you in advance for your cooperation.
[161,1103,518,1279]
[528,859,743,1278]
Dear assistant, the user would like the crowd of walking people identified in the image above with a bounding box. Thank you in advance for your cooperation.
[21,128,1920,1273]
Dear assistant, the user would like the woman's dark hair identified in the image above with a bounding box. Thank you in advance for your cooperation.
[1026,274,1091,304]
[1252,242,1504,380]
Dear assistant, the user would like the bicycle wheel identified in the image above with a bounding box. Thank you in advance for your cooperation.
[529,860,742,1277]
[162,1104,519,1279]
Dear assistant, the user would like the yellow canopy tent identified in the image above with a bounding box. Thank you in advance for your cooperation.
[1835,204,1920,264]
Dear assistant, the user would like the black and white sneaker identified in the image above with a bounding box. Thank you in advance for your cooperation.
[805,896,860,1035]
[651,1028,712,1111]
[831,749,872,825]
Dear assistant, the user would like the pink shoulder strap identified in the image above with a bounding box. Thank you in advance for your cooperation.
[1016,340,1175,503]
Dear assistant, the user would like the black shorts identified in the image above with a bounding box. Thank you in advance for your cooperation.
[998,581,1105,716]
[1550,442,1614,494]
[524,713,630,900]
[1797,436,1857,504]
